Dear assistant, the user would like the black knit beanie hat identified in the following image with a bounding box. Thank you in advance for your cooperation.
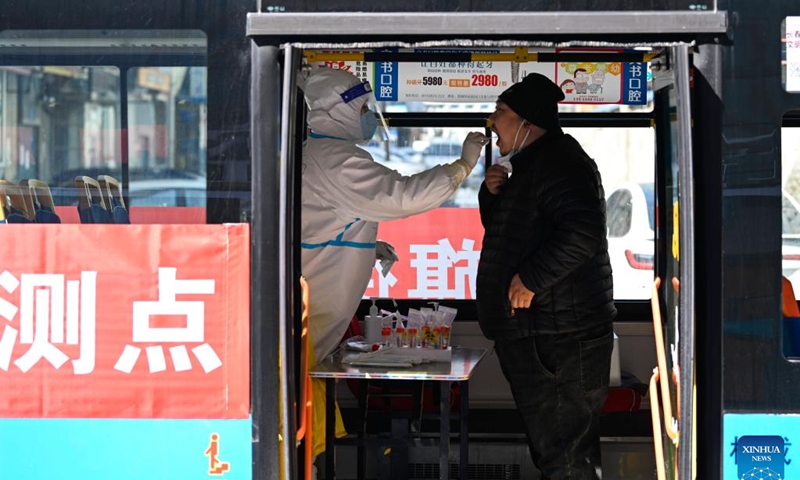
[497,73,565,131]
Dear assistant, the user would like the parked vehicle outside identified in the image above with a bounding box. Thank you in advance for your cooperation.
[606,184,800,299]
[605,182,655,300]
[782,189,800,290]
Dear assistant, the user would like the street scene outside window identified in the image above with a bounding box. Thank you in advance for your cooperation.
[781,125,800,292]
[0,31,207,224]
[360,96,655,301]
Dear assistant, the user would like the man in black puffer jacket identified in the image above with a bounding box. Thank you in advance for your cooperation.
[477,73,616,480]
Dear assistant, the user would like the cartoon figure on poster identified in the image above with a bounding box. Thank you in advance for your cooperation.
[559,79,576,95]
[589,69,605,94]
[574,68,590,94]
[558,62,622,103]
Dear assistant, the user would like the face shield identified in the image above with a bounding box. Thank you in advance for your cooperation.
[339,80,393,142]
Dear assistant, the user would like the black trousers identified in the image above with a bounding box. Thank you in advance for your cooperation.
[494,322,613,480]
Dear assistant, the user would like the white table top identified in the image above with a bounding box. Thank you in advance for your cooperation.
[308,347,487,381]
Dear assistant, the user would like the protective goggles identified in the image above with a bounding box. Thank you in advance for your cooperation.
[340,81,372,104]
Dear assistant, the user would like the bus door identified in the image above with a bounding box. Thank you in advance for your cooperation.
[247,12,726,480]
[651,45,697,480]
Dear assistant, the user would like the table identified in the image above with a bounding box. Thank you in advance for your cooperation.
[308,347,487,480]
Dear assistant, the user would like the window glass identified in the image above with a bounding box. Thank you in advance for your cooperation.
[127,66,207,178]
[363,123,655,301]
[362,126,484,208]
[579,126,655,302]
[783,192,800,235]
[129,189,178,207]
[127,66,207,212]
[0,30,207,224]
[642,182,656,231]
[1,66,122,209]
[783,125,800,287]
[306,53,655,301]
[607,189,633,237]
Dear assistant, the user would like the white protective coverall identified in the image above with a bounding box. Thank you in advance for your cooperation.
[302,67,484,360]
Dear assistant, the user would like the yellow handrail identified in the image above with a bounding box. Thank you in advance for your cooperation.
[296,277,313,480]
[651,277,680,444]
[650,369,667,480]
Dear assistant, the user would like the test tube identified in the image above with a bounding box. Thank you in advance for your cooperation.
[407,309,423,348]
[381,315,393,347]
[438,306,457,349]
[430,310,445,349]
[420,307,433,348]
[394,315,407,347]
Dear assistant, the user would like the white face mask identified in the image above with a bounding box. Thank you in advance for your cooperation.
[495,121,530,172]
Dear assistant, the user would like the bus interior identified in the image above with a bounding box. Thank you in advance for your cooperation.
[247,12,718,480]
[8,3,800,480]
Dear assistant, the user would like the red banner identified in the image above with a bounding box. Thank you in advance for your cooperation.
[365,208,484,300]
[0,224,250,419]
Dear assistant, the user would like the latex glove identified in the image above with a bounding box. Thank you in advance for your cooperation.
[460,132,490,170]
[376,240,399,277]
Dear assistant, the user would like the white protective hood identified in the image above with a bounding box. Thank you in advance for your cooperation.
[304,67,368,142]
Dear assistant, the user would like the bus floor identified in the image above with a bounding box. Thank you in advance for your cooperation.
[330,408,657,480]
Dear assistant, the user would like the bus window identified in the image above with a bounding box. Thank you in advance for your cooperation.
[126,67,207,202]
[782,116,800,358]
[0,65,123,210]
[570,126,655,301]
[362,123,655,301]
[782,121,800,295]
[0,30,208,224]
[340,52,655,300]
[362,126,484,207]
[315,50,657,301]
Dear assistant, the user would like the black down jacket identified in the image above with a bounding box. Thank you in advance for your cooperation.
[476,130,616,340]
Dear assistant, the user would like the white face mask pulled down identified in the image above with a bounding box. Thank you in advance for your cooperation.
[495,121,530,174]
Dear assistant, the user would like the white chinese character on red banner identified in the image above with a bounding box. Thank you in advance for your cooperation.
[0,270,97,374]
[114,267,219,374]
[408,239,480,299]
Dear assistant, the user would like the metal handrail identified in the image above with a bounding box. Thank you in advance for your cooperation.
[673,43,696,480]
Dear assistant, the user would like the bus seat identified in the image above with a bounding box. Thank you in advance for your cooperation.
[75,176,112,224]
[98,175,131,224]
[22,179,61,224]
[782,276,800,317]
[0,180,34,223]
[601,372,647,413]
[783,276,800,357]
[16,179,37,221]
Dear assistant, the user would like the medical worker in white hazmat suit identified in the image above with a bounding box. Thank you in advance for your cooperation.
[301,67,488,361]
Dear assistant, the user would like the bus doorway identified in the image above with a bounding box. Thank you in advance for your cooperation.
[248,12,724,480]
